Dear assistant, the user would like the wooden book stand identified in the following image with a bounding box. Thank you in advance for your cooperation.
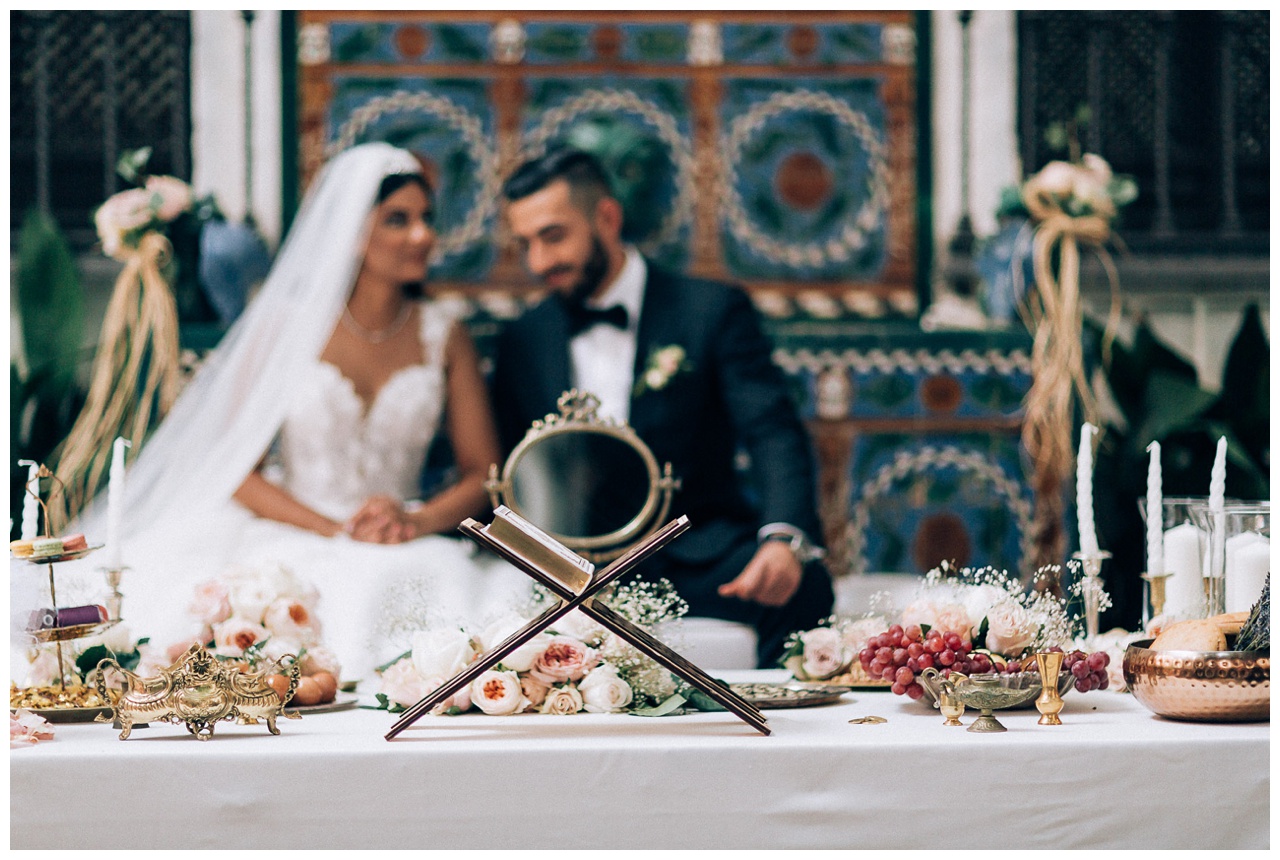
[385,506,770,738]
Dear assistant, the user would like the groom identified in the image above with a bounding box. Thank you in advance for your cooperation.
[490,147,833,667]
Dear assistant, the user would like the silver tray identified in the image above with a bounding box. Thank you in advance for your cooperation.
[289,692,359,715]
[728,681,853,709]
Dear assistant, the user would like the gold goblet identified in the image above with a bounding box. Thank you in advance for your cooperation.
[1035,651,1066,726]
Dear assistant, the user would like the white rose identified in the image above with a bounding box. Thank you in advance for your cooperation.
[421,675,472,715]
[478,614,551,672]
[262,598,322,647]
[212,617,270,657]
[258,636,302,667]
[550,609,606,647]
[962,584,1009,632]
[1033,160,1078,198]
[378,658,432,710]
[799,627,851,680]
[840,617,887,653]
[94,187,153,258]
[300,646,343,680]
[644,368,667,391]
[539,683,584,715]
[984,600,1037,656]
[412,628,477,679]
[24,648,64,687]
[579,665,633,713]
[470,669,529,715]
[226,579,276,625]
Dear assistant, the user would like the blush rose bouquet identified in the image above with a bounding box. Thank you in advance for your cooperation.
[784,562,1114,699]
[169,561,343,702]
[375,578,686,716]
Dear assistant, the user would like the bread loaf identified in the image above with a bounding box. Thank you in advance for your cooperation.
[1152,619,1228,651]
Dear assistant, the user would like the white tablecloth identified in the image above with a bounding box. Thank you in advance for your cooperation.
[10,672,1269,850]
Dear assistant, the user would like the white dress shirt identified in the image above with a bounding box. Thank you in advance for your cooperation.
[570,246,646,424]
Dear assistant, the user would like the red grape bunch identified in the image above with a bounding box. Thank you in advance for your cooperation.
[1061,648,1110,692]
[858,624,995,699]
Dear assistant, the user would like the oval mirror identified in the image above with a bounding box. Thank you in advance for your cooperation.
[487,390,678,562]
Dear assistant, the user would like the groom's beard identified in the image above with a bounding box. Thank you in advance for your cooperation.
[557,235,611,309]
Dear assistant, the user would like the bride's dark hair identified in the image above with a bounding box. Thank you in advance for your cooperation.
[376,172,434,298]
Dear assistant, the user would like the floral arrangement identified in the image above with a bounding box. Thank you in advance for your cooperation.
[10,620,164,714]
[175,561,343,704]
[633,344,693,397]
[93,149,197,261]
[783,563,1113,699]
[376,579,687,716]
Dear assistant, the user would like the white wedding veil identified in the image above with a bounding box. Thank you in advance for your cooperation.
[76,142,423,544]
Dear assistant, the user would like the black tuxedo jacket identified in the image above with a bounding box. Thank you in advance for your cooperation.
[490,263,823,565]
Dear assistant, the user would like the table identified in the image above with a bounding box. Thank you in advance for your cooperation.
[10,672,1268,850]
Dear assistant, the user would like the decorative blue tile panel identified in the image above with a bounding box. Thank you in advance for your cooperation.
[329,22,490,64]
[521,76,694,269]
[720,22,884,65]
[847,434,1032,576]
[719,77,889,281]
[328,77,499,281]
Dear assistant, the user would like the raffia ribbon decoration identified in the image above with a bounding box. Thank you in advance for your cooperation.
[55,231,181,524]
[1018,175,1121,570]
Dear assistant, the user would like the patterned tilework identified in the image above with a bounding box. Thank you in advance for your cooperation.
[719,77,890,281]
[328,22,490,64]
[328,77,500,281]
[720,22,884,65]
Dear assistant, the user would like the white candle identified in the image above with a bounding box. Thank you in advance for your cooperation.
[105,437,130,568]
[1077,423,1099,556]
[1225,532,1269,614]
[20,461,40,539]
[1162,522,1205,618]
[1146,442,1163,575]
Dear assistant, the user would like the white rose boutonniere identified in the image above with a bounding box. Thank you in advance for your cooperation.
[633,344,693,397]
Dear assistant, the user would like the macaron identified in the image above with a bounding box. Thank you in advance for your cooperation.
[31,538,64,558]
[59,533,88,553]
[9,539,35,558]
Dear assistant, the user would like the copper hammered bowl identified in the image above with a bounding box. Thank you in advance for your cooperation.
[1123,639,1269,722]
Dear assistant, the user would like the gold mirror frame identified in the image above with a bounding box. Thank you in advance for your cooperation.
[486,390,679,563]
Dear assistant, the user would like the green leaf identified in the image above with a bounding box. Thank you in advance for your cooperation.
[1135,370,1217,449]
[15,210,84,390]
[374,650,410,674]
[76,645,112,679]
[684,688,726,712]
[116,147,151,184]
[629,693,688,716]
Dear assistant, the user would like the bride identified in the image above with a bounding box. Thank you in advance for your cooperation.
[62,143,531,685]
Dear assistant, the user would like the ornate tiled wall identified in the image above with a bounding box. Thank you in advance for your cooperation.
[294,11,920,304]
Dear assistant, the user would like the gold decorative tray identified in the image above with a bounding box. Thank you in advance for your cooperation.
[729,682,853,709]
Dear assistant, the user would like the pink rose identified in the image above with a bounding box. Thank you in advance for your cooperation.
[984,600,1036,656]
[470,669,528,715]
[931,605,974,644]
[840,617,887,653]
[378,658,432,710]
[188,579,232,626]
[144,175,193,221]
[262,598,322,647]
[212,617,270,657]
[519,675,549,709]
[94,187,154,258]
[539,683,584,715]
[579,665,633,713]
[166,636,207,664]
[422,676,472,715]
[529,636,598,684]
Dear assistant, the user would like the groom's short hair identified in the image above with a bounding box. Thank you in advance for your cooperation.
[501,146,615,215]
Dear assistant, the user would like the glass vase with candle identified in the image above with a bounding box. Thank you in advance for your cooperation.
[1138,497,1208,623]
[1191,502,1269,617]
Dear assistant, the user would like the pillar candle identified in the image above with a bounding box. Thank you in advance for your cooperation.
[1146,441,1162,575]
[20,461,40,540]
[1162,522,1205,618]
[1225,532,1270,614]
[105,437,130,569]
[1076,423,1099,556]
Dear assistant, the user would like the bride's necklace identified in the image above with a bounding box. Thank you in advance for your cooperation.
[342,302,412,344]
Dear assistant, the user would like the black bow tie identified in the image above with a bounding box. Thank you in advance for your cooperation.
[567,303,629,336]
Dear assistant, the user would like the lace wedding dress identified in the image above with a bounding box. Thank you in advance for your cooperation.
[93,301,531,686]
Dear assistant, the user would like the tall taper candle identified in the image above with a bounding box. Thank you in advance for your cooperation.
[105,437,130,568]
[20,462,40,539]
[1077,423,1100,556]
[1208,437,1227,513]
[1205,436,1228,606]
[1145,441,1163,575]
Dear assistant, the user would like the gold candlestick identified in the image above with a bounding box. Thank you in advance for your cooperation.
[1140,571,1171,626]
[1035,651,1065,726]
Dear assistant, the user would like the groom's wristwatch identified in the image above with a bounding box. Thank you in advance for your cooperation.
[758,524,825,564]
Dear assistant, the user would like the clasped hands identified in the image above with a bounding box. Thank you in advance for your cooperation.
[342,496,421,544]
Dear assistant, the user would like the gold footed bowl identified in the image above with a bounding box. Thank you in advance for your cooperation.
[917,668,1072,710]
[1122,639,1269,722]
